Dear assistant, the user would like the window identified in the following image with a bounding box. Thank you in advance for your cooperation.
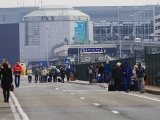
[26,22,40,46]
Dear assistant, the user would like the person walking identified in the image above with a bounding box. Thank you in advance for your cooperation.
[42,68,48,83]
[52,68,58,82]
[1,61,13,102]
[66,66,71,81]
[73,68,78,80]
[98,63,105,84]
[104,61,112,83]
[60,67,65,83]
[13,62,22,88]
[34,68,39,83]
[38,67,43,83]
[112,63,122,91]
[122,61,132,93]
[132,65,138,92]
[136,63,145,93]
[27,68,32,83]
[86,65,94,84]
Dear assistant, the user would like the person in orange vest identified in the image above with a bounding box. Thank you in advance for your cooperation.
[13,62,22,88]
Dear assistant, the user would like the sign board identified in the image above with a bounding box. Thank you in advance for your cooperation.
[64,58,70,65]
[82,48,104,53]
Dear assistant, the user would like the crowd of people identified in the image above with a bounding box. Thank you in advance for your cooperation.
[86,61,146,93]
[26,66,78,83]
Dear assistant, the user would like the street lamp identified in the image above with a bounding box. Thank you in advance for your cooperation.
[144,9,149,40]
[77,32,80,64]
[46,28,49,67]
[118,7,121,58]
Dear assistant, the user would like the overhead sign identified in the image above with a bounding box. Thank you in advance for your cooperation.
[82,48,104,53]
[64,58,70,65]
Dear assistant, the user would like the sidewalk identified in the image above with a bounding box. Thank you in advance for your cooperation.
[67,80,160,95]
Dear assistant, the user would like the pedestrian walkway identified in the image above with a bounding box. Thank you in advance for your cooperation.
[68,80,160,95]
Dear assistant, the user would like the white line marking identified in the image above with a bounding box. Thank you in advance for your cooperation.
[62,90,66,92]
[80,97,86,100]
[112,111,119,114]
[70,93,75,95]
[10,92,29,120]
[9,96,21,120]
[120,92,160,102]
[93,103,100,106]
[55,88,59,90]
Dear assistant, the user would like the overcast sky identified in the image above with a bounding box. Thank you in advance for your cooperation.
[0,0,160,8]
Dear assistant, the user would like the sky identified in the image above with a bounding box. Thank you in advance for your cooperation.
[0,0,160,8]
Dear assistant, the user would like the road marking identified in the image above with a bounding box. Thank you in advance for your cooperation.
[10,92,30,120]
[9,96,21,120]
[112,111,119,114]
[120,92,160,102]
[80,97,86,100]
[62,90,66,92]
[93,103,100,106]
[70,93,75,95]
[55,88,59,90]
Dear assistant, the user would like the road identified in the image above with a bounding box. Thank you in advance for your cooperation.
[1,76,160,120]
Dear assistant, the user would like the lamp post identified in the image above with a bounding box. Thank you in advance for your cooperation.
[144,9,149,40]
[77,32,80,64]
[46,28,49,66]
[118,7,121,58]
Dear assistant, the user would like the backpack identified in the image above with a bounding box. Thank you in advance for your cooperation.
[89,69,93,74]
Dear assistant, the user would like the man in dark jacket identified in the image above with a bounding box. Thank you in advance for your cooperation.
[66,66,71,81]
[98,63,105,83]
[136,63,145,93]
[112,63,122,91]
[104,61,112,83]
[121,61,132,93]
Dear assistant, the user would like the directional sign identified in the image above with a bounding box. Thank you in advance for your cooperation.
[82,48,104,53]
[64,58,70,65]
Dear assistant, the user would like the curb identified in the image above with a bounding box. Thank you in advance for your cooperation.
[67,81,99,85]
[66,81,160,95]
[145,89,160,95]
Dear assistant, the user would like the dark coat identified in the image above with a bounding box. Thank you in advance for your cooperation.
[1,67,13,90]
[112,66,122,80]
[98,66,105,74]
[60,69,65,79]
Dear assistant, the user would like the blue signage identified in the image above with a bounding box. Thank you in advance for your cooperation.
[64,58,70,65]
[74,22,86,42]
[82,48,104,53]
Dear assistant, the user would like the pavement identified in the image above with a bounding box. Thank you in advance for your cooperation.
[0,76,160,120]
[68,80,160,95]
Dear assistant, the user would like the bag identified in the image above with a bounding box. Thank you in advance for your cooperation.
[108,79,115,91]
[57,77,61,82]
[48,78,51,82]
[92,79,97,83]
[10,84,14,91]
[131,75,137,79]
[89,69,93,74]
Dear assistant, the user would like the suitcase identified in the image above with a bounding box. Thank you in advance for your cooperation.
[70,73,74,81]
[92,79,97,83]
[129,80,135,91]
[57,77,61,82]
[48,78,51,82]
[108,79,115,91]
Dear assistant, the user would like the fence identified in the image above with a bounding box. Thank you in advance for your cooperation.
[71,57,135,81]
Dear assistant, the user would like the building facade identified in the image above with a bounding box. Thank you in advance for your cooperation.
[19,6,93,63]
[154,7,160,41]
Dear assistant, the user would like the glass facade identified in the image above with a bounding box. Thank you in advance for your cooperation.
[26,22,39,46]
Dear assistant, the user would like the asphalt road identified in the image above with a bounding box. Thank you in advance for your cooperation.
[1,76,160,120]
